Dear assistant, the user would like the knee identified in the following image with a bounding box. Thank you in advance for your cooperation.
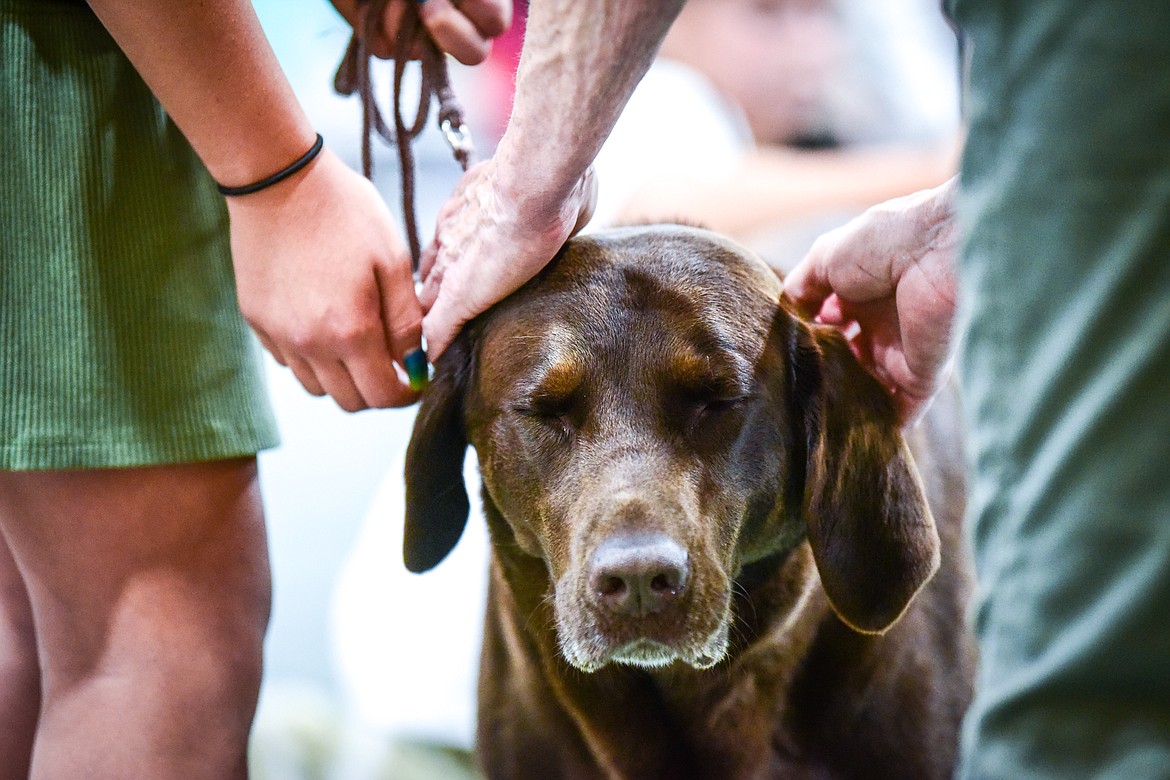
[32,596,269,776]
[61,593,269,743]
[41,566,272,734]
[150,571,272,723]
[177,613,269,729]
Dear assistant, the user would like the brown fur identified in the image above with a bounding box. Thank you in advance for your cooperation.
[404,225,975,779]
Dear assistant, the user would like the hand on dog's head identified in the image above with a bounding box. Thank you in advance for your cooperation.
[404,224,939,671]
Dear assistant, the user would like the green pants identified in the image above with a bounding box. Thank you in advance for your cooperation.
[951,0,1170,776]
[1,0,278,469]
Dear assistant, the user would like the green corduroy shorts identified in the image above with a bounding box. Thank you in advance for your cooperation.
[1,0,279,469]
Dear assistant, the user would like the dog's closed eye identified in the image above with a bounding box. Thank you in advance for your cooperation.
[667,349,755,431]
[511,350,587,438]
[674,389,752,428]
[512,394,579,439]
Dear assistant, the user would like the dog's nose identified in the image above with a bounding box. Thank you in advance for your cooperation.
[588,533,690,617]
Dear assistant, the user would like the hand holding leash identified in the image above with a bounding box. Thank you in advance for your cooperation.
[334,0,507,387]
[334,0,500,268]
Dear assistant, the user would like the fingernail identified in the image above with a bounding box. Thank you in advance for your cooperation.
[404,348,430,391]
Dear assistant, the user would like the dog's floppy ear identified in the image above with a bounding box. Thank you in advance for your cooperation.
[787,317,940,634]
[403,333,473,573]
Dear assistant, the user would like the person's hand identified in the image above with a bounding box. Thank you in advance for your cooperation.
[783,178,960,425]
[418,160,597,359]
[329,0,512,65]
[227,148,423,411]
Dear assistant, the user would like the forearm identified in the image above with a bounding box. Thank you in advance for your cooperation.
[494,0,686,218]
[86,0,315,188]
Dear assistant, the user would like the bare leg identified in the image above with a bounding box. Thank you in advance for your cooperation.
[0,529,39,777]
[0,458,271,780]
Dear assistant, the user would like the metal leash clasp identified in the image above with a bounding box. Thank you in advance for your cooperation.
[440,118,475,169]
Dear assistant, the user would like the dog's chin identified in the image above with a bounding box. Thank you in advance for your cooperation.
[559,624,730,673]
[610,637,727,670]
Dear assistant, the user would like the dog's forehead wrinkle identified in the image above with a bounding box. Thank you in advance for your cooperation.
[612,281,770,381]
[481,320,590,404]
[525,347,587,399]
[667,336,756,396]
[492,237,778,411]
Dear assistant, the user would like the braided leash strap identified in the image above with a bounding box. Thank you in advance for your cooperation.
[334,0,475,271]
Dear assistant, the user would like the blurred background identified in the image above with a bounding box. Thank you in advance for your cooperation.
[246,1,961,777]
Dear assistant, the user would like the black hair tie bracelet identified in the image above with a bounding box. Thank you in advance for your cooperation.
[216,133,324,197]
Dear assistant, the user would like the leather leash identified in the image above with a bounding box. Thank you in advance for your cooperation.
[334,0,475,271]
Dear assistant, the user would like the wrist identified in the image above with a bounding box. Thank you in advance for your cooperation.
[919,176,960,254]
[209,123,320,193]
[491,133,595,233]
[223,146,349,223]
[876,177,958,245]
[492,134,573,213]
[927,176,959,222]
[216,133,324,197]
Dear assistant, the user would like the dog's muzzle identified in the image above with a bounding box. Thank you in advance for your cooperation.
[555,531,731,672]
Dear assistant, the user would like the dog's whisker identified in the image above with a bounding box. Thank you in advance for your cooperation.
[731,581,759,630]
[524,593,557,637]
[727,615,753,654]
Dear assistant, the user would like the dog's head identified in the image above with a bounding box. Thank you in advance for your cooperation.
[405,225,938,672]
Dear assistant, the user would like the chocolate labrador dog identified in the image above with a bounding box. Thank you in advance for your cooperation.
[404,225,974,779]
